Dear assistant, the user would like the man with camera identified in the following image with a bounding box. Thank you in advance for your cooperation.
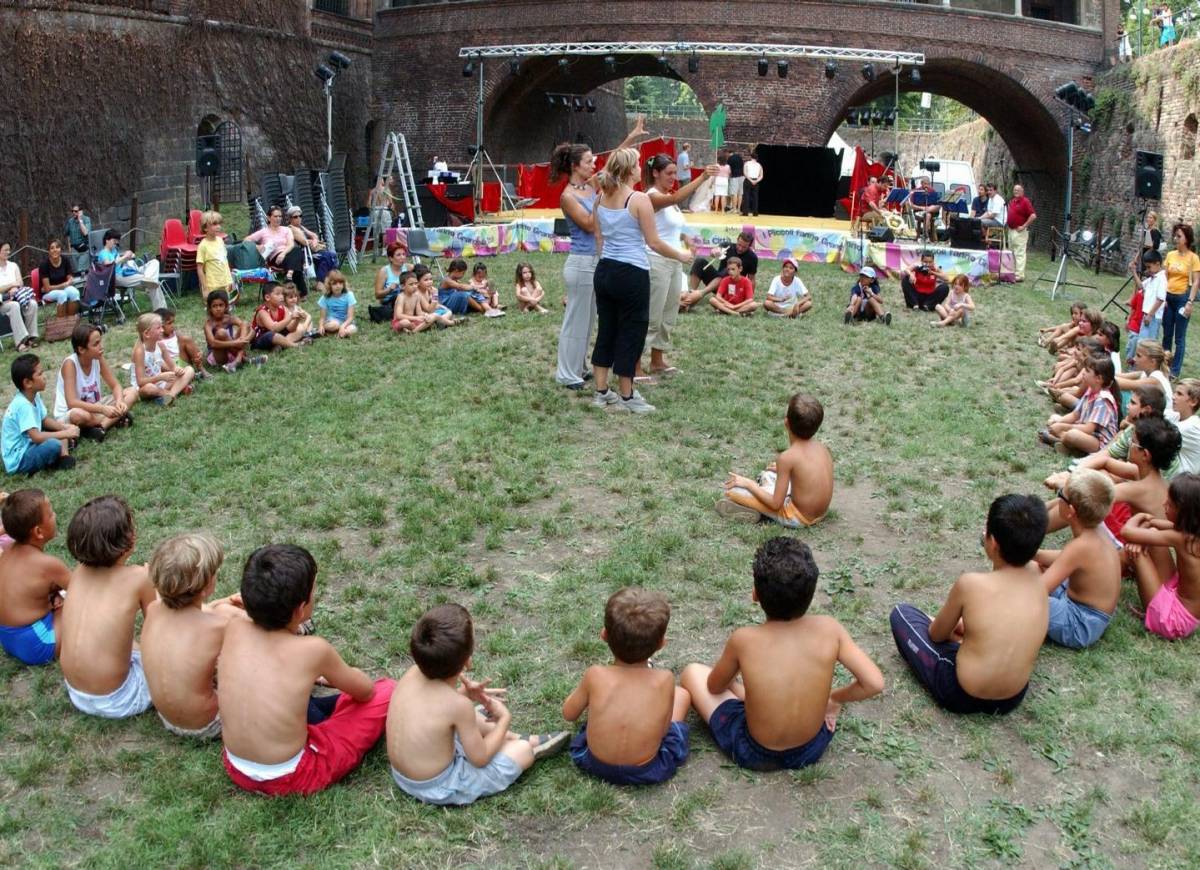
[901,251,950,311]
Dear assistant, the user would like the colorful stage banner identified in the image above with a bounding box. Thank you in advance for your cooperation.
[684,224,845,264]
[838,237,1015,285]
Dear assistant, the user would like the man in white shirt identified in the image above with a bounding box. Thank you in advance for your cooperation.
[742,151,764,217]
[981,183,1007,229]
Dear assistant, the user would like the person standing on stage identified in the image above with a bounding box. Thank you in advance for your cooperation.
[1005,184,1037,283]
[677,144,692,184]
[742,150,764,217]
[726,149,744,215]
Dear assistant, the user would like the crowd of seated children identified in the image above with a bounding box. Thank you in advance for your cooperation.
[1045,306,1102,355]
[1039,301,1086,349]
[196,211,232,303]
[709,257,757,316]
[843,266,892,326]
[718,393,833,529]
[1126,250,1166,364]
[1042,335,1105,408]
[387,603,567,805]
[59,495,156,719]
[142,533,247,739]
[440,258,503,318]
[1122,472,1200,640]
[0,489,69,664]
[3,355,79,475]
[891,494,1048,715]
[563,588,690,786]
[252,283,306,351]
[204,290,260,373]
[130,313,195,407]
[763,258,811,318]
[931,275,975,328]
[392,269,456,334]
[54,322,137,438]
[316,270,357,338]
[1038,354,1119,455]
[681,537,884,771]
[514,262,549,314]
[1114,341,1174,419]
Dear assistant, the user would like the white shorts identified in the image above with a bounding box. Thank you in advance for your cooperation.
[65,650,153,719]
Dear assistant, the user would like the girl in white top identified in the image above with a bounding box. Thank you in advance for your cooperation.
[637,153,715,381]
[764,258,812,318]
[1116,340,1176,421]
[55,322,138,434]
[131,313,195,406]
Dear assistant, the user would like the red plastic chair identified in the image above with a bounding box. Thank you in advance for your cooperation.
[187,209,203,244]
[29,267,41,303]
[160,219,198,270]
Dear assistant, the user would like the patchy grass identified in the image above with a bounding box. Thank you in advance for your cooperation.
[0,234,1197,867]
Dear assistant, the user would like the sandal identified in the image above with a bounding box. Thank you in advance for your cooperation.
[526,731,571,759]
[651,366,680,376]
[1037,428,1057,446]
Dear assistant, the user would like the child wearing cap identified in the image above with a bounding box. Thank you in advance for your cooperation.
[844,267,891,325]
[764,258,811,318]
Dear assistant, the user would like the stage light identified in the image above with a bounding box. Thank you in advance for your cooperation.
[561,95,570,107]
[910,67,921,85]
[314,64,335,83]
[327,51,351,70]
[861,63,875,82]
[462,60,474,78]
[757,57,768,76]
[546,93,556,106]
[558,57,570,74]
[825,60,838,79]
[658,53,669,69]
[688,53,699,74]
[604,55,616,74]
[1055,82,1080,102]
[573,97,584,112]
[885,109,897,126]
[509,58,521,76]
[777,59,789,79]
[586,98,596,112]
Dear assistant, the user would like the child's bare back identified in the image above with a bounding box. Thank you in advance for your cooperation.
[779,438,834,521]
[1051,529,1122,614]
[0,544,69,630]
[59,563,154,695]
[142,601,238,731]
[951,566,1046,698]
[386,665,477,780]
[566,664,676,765]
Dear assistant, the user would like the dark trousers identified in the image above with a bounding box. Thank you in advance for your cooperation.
[269,247,308,296]
[592,258,650,379]
[1162,293,1190,378]
[742,183,760,215]
[901,276,949,310]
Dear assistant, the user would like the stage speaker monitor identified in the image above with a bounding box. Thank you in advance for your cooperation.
[868,226,894,243]
[196,135,220,178]
[1135,150,1163,200]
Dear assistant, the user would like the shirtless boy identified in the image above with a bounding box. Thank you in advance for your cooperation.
[718,392,833,527]
[1033,469,1121,649]
[142,533,247,739]
[890,494,1048,714]
[0,490,70,664]
[391,272,431,334]
[218,544,394,796]
[563,587,691,785]
[388,604,568,805]
[59,496,156,718]
[681,538,884,771]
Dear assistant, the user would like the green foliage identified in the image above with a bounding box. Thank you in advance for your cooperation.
[624,77,705,118]
[1091,87,1131,131]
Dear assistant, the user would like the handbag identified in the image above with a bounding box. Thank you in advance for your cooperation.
[44,314,80,342]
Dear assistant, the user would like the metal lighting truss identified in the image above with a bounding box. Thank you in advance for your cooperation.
[458,41,924,66]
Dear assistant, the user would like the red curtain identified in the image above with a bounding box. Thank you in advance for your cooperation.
[426,184,475,223]
[517,137,675,208]
[838,147,906,219]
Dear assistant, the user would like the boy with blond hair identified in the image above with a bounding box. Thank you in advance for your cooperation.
[0,489,70,664]
[718,393,833,527]
[218,544,394,796]
[388,604,568,805]
[59,496,156,718]
[681,538,884,771]
[563,587,691,785]
[196,210,232,301]
[141,532,247,739]
[1035,468,1121,648]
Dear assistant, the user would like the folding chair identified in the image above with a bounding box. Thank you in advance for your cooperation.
[406,230,445,278]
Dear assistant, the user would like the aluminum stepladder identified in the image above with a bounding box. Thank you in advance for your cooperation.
[360,132,424,259]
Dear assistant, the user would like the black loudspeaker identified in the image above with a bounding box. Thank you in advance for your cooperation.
[950,217,985,250]
[1135,150,1163,200]
[196,134,220,178]
[868,226,894,243]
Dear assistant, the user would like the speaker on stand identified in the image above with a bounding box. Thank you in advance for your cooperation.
[1135,150,1163,200]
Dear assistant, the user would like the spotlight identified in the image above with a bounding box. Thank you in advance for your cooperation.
[872,109,884,124]
[585,98,596,113]
[314,64,335,83]
[558,57,570,74]
[561,95,570,107]
[604,55,616,74]
[327,51,351,70]
[546,93,556,106]
[861,63,875,82]
[462,60,474,78]
[825,60,838,79]
[757,57,768,77]
[658,53,670,69]
[910,67,921,85]
[776,59,789,79]
[688,53,699,74]
[573,97,583,112]
[1055,82,1080,102]
[509,58,521,76]
[885,109,897,126]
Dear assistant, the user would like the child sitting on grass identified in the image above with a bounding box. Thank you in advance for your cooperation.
[1122,473,1200,640]
[1115,340,1174,420]
[1047,307,1101,355]
[283,283,314,340]
[470,262,502,311]
[718,393,833,528]
[251,283,303,351]
[843,266,891,325]
[442,258,502,317]
[931,275,975,328]
[3,355,78,475]
[681,537,883,771]
[709,257,758,316]
[60,496,155,718]
[392,272,432,334]
[54,322,137,436]
[204,290,257,372]
[562,588,691,786]
[1042,336,1104,407]
[419,269,458,327]
[155,308,208,380]
[763,258,811,318]
[387,604,568,805]
[1034,469,1120,648]
[131,313,195,407]
[514,262,548,313]
[1039,301,1086,348]
[0,489,70,664]
[218,544,394,796]
[317,270,357,337]
[1039,354,1118,454]
[142,533,247,740]
[891,494,1048,714]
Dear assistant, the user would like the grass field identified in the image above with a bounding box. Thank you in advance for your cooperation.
[0,222,1197,868]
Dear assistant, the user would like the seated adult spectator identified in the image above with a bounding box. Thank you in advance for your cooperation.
[0,242,39,351]
[246,206,307,297]
[901,252,950,311]
[981,183,1007,230]
[63,205,91,253]
[907,178,941,241]
[95,231,165,310]
[970,185,988,219]
[374,242,409,307]
[681,231,758,309]
[39,239,81,317]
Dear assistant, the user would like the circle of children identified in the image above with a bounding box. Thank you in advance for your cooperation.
[0,218,1197,810]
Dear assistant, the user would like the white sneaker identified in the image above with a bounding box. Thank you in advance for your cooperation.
[616,390,656,414]
[484,308,504,318]
[592,389,620,408]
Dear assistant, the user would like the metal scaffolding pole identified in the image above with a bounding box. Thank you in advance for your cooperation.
[458,41,924,66]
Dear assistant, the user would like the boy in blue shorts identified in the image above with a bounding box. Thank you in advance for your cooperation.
[2,354,78,476]
[562,587,691,785]
[0,489,70,664]
[681,538,884,771]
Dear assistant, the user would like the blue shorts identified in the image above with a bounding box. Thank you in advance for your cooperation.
[569,721,689,785]
[440,291,470,315]
[390,736,522,805]
[708,699,833,771]
[470,290,489,305]
[251,332,276,351]
[1047,581,1112,649]
[0,611,56,665]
